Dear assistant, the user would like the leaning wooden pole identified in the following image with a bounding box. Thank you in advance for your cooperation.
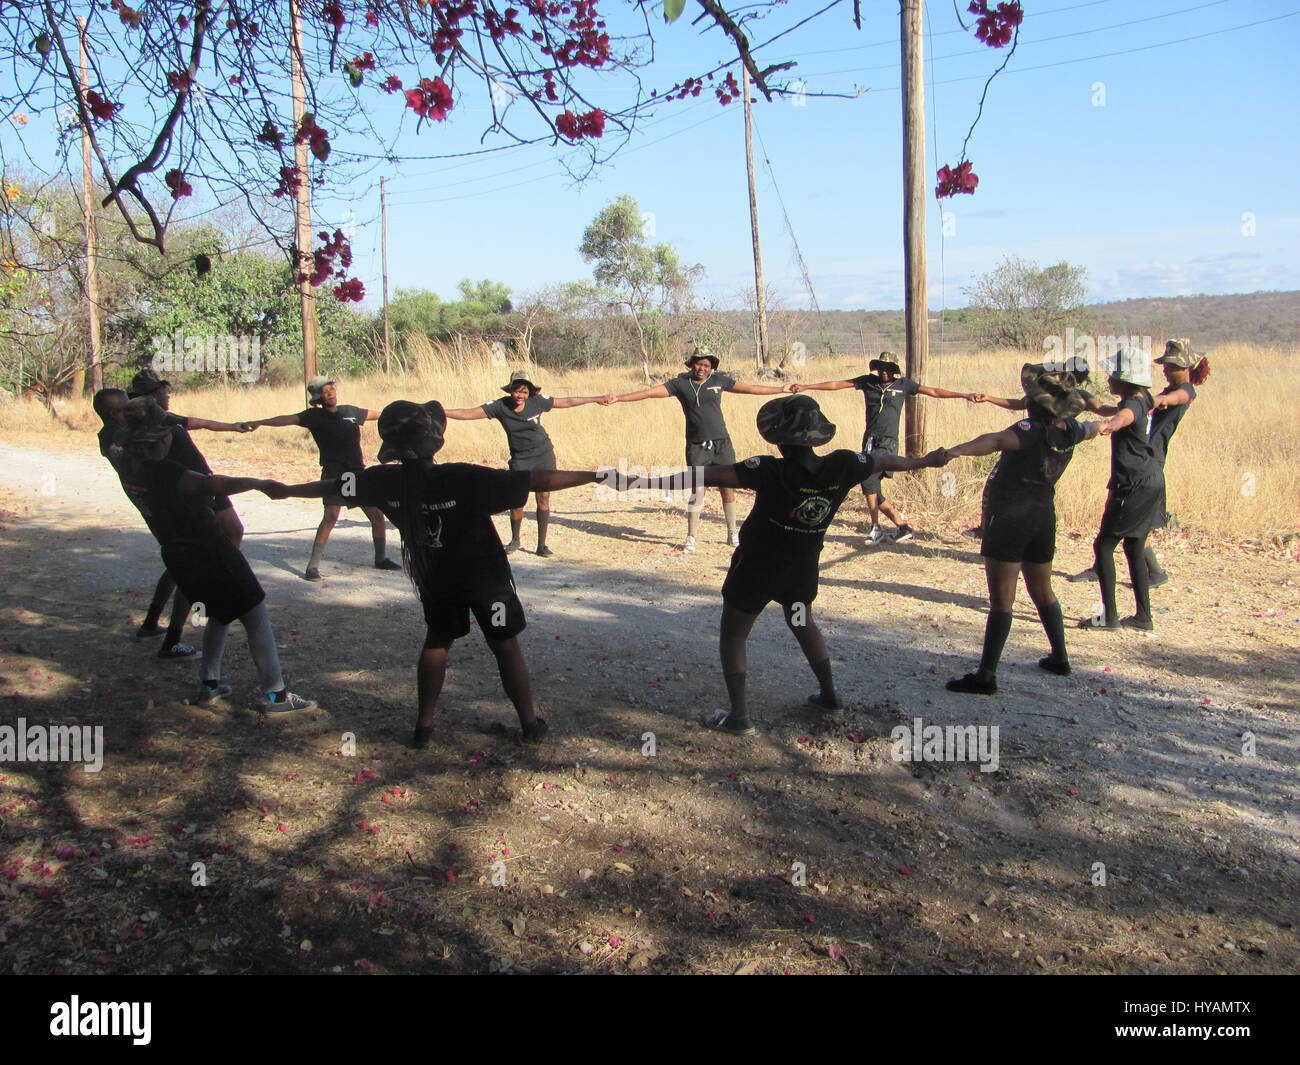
[743,66,769,370]
[901,0,928,455]
[78,17,102,396]
[290,0,319,387]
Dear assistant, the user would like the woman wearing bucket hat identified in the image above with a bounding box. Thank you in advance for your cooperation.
[443,370,615,556]
[273,399,602,748]
[116,397,315,713]
[246,377,400,580]
[793,353,975,546]
[1078,349,1165,633]
[607,345,790,552]
[939,366,1103,695]
[603,394,946,735]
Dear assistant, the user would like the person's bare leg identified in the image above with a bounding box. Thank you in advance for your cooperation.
[784,603,839,709]
[413,635,450,746]
[305,504,341,577]
[878,500,907,529]
[535,491,552,555]
[485,635,539,731]
[861,485,881,530]
[719,602,760,726]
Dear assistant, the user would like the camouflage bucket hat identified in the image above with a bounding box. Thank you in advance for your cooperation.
[306,375,336,404]
[756,394,836,447]
[1020,363,1089,419]
[377,400,446,462]
[1108,348,1152,388]
[501,370,540,395]
[1155,338,1195,369]
[122,395,173,448]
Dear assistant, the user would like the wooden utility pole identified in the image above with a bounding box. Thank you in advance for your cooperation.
[901,0,928,455]
[742,66,769,370]
[289,0,319,386]
[78,17,102,396]
[381,177,391,374]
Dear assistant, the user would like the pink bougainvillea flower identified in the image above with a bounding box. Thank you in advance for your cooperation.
[166,70,192,92]
[84,90,120,123]
[164,169,193,198]
[365,11,378,27]
[334,278,365,302]
[405,76,454,121]
[444,869,457,884]
[935,161,979,199]
[321,1,345,30]
[555,107,605,141]
[827,941,842,960]
[900,864,912,875]
[609,936,621,949]
[381,75,403,94]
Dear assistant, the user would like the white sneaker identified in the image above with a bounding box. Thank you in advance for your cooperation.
[866,526,884,545]
[727,532,740,547]
[683,535,697,553]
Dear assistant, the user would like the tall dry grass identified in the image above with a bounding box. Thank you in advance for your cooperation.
[3,338,1296,545]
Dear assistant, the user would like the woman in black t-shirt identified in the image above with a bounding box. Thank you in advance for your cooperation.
[1140,339,1210,585]
[119,398,315,714]
[274,400,600,748]
[444,371,613,557]
[246,377,400,581]
[606,395,945,735]
[1081,354,1165,633]
[941,367,1102,694]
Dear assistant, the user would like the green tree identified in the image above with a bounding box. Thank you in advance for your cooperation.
[965,257,1088,352]
[579,195,700,379]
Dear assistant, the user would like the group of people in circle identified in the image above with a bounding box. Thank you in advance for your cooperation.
[89,337,1207,743]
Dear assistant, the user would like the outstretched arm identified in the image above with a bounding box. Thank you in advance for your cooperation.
[731,381,792,396]
[969,394,1028,411]
[917,385,975,401]
[597,466,744,493]
[1153,390,1192,411]
[277,479,336,499]
[530,470,599,492]
[791,379,855,393]
[610,385,672,404]
[178,470,284,498]
[1099,407,1135,435]
[444,406,490,420]
[184,416,256,433]
[945,429,1021,458]
[245,413,303,429]
[551,395,617,409]
[871,449,951,472]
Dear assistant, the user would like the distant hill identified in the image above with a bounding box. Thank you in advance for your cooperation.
[711,290,1300,359]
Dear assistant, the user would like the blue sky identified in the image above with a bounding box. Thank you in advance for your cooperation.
[13,1,1300,311]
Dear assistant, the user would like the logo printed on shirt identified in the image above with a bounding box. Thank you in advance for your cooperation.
[743,456,762,468]
[855,452,869,463]
[793,495,832,526]
[1018,420,1032,430]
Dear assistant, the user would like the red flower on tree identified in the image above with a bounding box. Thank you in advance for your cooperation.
[295,113,331,162]
[935,161,979,198]
[84,90,120,123]
[968,1,1023,48]
[404,77,454,121]
[166,70,192,92]
[164,169,193,199]
[321,2,345,31]
[334,278,365,302]
[365,11,378,27]
[274,166,302,198]
[555,108,605,141]
[381,75,403,94]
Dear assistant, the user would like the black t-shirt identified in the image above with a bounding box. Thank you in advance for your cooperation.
[118,458,221,548]
[1108,390,1161,491]
[340,463,531,570]
[299,404,368,469]
[664,373,736,443]
[731,450,875,556]
[986,417,1088,501]
[482,394,556,461]
[853,375,920,442]
[161,413,212,475]
[1149,381,1196,467]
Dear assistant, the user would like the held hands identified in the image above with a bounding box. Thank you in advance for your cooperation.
[968,393,988,404]
[924,448,951,467]
[259,480,289,499]
[782,382,798,393]
[789,383,806,393]
[599,394,619,406]
[235,422,258,433]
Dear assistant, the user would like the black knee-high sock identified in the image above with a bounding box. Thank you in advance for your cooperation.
[977,611,1013,678]
[1142,543,1165,581]
[810,658,837,702]
[1036,599,1068,662]
[1094,535,1121,625]
[1123,536,1151,621]
[143,572,175,628]
[723,671,748,722]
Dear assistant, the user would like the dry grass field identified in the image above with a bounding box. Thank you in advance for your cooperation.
[4,340,1297,547]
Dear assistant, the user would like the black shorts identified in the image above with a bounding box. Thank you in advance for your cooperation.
[322,463,364,508]
[686,437,736,468]
[419,558,527,645]
[161,535,265,624]
[1098,478,1164,539]
[508,450,556,473]
[981,492,1057,565]
[861,435,897,496]
[721,547,820,615]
